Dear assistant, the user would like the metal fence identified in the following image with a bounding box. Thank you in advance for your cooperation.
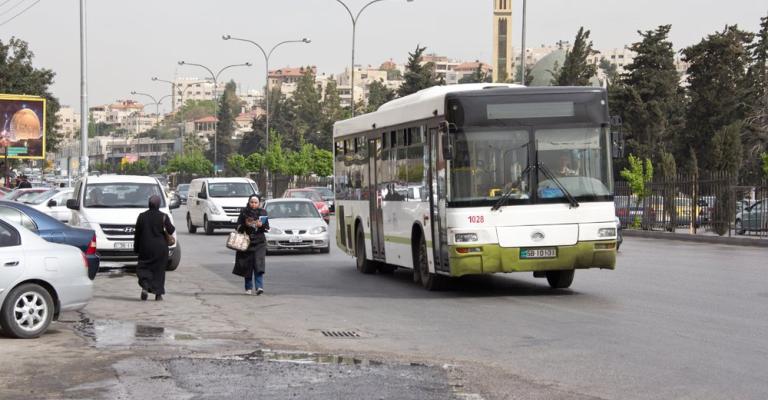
[615,174,768,239]
[269,174,334,198]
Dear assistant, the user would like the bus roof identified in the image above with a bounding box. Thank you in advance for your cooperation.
[333,83,522,138]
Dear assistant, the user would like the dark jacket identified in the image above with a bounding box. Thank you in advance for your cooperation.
[232,207,269,277]
[235,207,269,245]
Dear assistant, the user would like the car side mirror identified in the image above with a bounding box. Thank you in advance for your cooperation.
[198,191,207,199]
[66,199,80,210]
[47,199,57,207]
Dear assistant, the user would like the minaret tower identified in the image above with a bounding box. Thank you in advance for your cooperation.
[492,0,513,82]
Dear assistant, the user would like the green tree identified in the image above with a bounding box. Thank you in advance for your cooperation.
[551,27,598,86]
[294,67,324,149]
[611,25,686,162]
[512,63,534,86]
[318,77,348,149]
[165,150,213,176]
[681,25,754,172]
[459,63,493,84]
[311,147,333,177]
[0,37,61,152]
[171,99,216,122]
[121,159,151,175]
[743,15,768,183]
[620,154,653,228]
[366,79,396,113]
[264,132,288,175]
[397,45,442,97]
[208,80,239,170]
[762,152,768,176]
[710,121,744,177]
[658,150,678,231]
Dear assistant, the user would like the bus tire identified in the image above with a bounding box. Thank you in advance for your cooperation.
[416,234,444,291]
[355,227,376,274]
[377,263,396,274]
[546,270,574,289]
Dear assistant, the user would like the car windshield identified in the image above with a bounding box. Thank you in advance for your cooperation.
[84,183,165,208]
[14,191,45,203]
[208,182,255,198]
[309,187,333,198]
[24,189,57,205]
[286,191,320,201]
[266,201,320,219]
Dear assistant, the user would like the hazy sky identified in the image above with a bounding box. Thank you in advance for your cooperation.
[1,0,766,113]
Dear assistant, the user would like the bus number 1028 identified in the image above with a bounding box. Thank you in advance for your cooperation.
[468,215,485,224]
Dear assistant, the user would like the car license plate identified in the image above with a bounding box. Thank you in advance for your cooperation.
[115,241,133,250]
[289,236,302,243]
[520,247,557,259]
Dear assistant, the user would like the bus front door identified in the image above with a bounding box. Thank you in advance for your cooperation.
[428,127,449,273]
[368,138,385,261]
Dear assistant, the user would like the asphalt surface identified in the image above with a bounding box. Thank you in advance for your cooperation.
[1,206,766,399]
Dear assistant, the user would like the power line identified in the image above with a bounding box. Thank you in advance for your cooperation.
[0,0,15,9]
[0,0,40,27]
[0,0,25,18]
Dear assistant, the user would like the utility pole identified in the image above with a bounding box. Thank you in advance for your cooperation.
[79,0,89,176]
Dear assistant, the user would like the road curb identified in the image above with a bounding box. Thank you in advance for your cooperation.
[623,229,768,247]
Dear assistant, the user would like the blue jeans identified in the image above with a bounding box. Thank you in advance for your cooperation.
[244,271,264,290]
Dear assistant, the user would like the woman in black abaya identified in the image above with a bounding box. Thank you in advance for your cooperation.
[134,195,175,301]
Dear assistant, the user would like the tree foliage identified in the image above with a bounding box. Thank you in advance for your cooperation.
[0,37,61,152]
[620,154,653,228]
[397,45,442,97]
[165,150,213,176]
[366,79,396,113]
[207,80,239,170]
[743,15,768,182]
[170,100,216,122]
[551,27,598,86]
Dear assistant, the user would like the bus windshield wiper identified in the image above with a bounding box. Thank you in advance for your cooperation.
[491,164,533,211]
[537,162,580,209]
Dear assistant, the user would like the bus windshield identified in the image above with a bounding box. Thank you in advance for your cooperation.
[449,126,613,206]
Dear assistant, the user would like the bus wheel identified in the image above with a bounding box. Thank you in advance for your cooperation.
[546,270,574,289]
[377,263,396,274]
[356,228,376,274]
[417,235,444,291]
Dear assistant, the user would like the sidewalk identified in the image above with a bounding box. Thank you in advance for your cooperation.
[623,229,768,247]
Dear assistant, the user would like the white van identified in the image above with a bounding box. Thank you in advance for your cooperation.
[67,175,181,270]
[186,177,259,235]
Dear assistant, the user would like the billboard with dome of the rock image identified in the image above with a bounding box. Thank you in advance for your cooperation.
[0,94,47,160]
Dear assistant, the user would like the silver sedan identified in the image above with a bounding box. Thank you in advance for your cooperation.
[264,198,330,254]
[0,218,93,338]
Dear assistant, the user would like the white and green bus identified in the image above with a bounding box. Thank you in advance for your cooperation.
[333,84,617,290]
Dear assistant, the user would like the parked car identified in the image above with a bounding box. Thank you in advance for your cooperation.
[282,189,330,223]
[0,200,99,278]
[67,175,180,271]
[0,219,93,338]
[4,188,49,203]
[263,198,330,254]
[736,199,767,234]
[186,177,259,235]
[176,183,190,205]
[305,186,335,213]
[24,188,75,223]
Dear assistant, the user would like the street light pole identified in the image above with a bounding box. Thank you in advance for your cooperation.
[334,0,413,117]
[131,91,159,125]
[79,0,89,176]
[222,35,310,198]
[178,61,252,176]
[151,77,177,111]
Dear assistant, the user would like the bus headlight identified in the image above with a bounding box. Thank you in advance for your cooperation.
[598,228,616,238]
[455,233,478,243]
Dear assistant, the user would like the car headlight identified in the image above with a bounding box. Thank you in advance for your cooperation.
[208,204,222,215]
[598,228,616,238]
[270,227,283,235]
[310,226,327,235]
[454,233,478,242]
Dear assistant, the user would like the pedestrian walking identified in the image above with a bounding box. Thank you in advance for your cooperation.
[232,194,269,295]
[134,195,175,301]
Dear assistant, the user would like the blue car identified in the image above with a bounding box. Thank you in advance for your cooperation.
[0,200,99,279]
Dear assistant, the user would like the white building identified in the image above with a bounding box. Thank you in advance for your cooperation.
[55,106,81,140]
[173,77,227,110]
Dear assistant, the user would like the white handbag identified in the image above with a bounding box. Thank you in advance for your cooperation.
[226,232,250,251]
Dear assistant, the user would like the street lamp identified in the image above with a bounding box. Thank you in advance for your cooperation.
[177,60,252,176]
[222,34,310,197]
[151,77,177,111]
[130,91,162,125]
[334,0,414,117]
[519,0,527,85]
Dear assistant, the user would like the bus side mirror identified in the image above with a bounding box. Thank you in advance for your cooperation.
[439,122,454,161]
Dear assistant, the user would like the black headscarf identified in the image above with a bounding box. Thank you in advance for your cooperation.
[148,195,161,210]
[243,194,261,218]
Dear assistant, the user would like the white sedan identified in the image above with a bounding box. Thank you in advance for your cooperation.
[0,218,93,339]
[24,188,74,223]
[264,198,331,254]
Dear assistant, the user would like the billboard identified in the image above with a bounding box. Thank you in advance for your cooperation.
[0,94,47,160]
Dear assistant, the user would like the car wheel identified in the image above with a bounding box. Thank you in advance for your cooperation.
[167,243,181,271]
[416,234,445,291]
[187,213,197,234]
[735,219,745,235]
[203,215,214,235]
[546,270,575,289]
[0,283,54,339]
[355,227,375,274]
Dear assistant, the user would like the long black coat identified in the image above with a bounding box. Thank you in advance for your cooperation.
[232,207,269,277]
[134,209,175,295]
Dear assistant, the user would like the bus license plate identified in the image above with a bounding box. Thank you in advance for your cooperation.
[520,248,557,259]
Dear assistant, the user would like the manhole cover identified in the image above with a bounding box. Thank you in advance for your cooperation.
[321,330,361,338]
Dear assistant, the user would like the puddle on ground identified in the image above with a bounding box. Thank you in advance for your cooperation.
[220,349,384,367]
[73,316,198,347]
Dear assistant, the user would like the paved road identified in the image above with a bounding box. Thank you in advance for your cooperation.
[2,206,766,399]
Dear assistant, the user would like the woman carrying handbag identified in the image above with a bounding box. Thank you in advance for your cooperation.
[134,195,176,301]
[232,195,270,295]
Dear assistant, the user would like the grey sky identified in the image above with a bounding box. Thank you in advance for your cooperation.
[2,0,765,113]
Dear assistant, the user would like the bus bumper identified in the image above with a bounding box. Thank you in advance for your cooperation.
[448,241,616,277]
